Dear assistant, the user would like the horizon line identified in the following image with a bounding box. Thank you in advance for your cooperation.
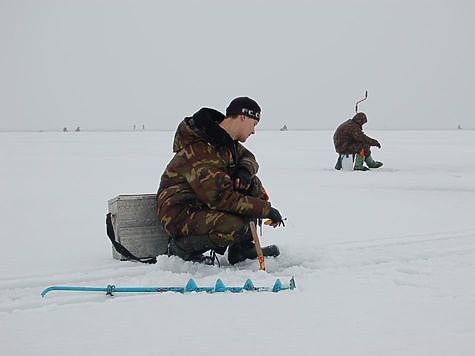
[1,128,474,133]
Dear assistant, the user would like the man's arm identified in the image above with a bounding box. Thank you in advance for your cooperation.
[183,143,270,218]
[350,127,380,147]
[232,143,259,191]
[236,143,259,176]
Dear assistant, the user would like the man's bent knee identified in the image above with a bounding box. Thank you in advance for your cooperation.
[208,215,250,247]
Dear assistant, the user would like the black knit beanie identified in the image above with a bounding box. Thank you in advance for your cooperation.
[225,97,261,121]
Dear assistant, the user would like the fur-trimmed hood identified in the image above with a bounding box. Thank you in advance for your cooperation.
[172,108,234,153]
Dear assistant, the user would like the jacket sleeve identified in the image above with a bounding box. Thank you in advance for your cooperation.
[182,143,270,218]
[236,143,259,176]
[350,127,380,147]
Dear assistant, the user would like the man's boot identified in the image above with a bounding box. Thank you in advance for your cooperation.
[228,240,280,265]
[365,155,383,169]
[168,235,221,265]
[334,155,342,170]
[354,152,369,171]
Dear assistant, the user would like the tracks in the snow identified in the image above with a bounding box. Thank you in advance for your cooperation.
[1,228,474,313]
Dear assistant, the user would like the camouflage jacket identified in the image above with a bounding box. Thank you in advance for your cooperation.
[333,113,380,154]
[157,108,271,232]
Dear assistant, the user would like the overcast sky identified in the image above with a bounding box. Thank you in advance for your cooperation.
[1,0,474,131]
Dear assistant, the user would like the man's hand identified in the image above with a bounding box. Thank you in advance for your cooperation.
[375,141,381,149]
[233,166,251,191]
[266,207,285,227]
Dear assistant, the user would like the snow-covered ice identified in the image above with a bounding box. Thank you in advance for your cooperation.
[1,130,475,355]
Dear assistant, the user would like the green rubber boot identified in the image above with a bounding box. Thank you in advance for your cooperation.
[365,155,383,169]
[354,153,369,171]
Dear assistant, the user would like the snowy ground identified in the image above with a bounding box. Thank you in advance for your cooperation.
[1,129,475,355]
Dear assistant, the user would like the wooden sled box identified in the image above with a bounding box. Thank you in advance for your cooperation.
[108,194,169,260]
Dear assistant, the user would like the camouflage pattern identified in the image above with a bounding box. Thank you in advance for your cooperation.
[333,112,380,156]
[157,108,271,247]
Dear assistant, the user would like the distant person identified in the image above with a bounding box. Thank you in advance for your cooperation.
[157,97,284,265]
[333,112,383,171]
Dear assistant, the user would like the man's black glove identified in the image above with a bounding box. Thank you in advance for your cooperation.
[233,166,251,191]
[267,207,285,227]
[375,141,381,149]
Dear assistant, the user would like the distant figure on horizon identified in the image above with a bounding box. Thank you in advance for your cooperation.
[280,124,288,131]
[63,127,68,132]
[75,126,80,132]
[333,112,383,171]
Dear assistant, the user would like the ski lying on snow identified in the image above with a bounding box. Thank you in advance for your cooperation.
[41,277,296,297]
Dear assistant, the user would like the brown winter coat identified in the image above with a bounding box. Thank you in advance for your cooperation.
[157,108,271,240]
[333,112,380,155]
